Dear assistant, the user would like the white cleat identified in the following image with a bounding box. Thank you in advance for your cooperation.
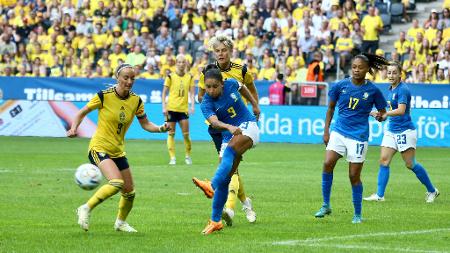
[114,220,137,232]
[169,158,176,165]
[425,188,440,203]
[222,208,235,226]
[185,156,192,165]
[363,193,385,202]
[76,204,90,231]
[242,197,256,223]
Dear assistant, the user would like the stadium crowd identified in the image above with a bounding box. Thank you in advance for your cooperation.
[0,0,448,84]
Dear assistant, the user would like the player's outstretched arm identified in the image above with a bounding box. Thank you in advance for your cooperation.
[138,116,171,133]
[323,100,336,145]
[67,106,93,138]
[197,87,206,103]
[240,85,261,119]
[384,104,406,118]
[207,115,241,135]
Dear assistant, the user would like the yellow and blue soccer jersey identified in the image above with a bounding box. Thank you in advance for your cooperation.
[164,72,194,113]
[87,87,146,158]
[201,78,256,127]
[198,61,254,93]
[387,82,415,133]
[329,78,387,141]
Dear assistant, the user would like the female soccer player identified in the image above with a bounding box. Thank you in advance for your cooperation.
[193,66,260,235]
[197,35,259,226]
[364,62,439,203]
[67,64,169,232]
[162,54,195,165]
[315,54,388,224]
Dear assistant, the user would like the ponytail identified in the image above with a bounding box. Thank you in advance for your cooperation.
[353,53,389,75]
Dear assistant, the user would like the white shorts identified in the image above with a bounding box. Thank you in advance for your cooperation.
[326,131,368,163]
[381,129,417,152]
[219,121,259,157]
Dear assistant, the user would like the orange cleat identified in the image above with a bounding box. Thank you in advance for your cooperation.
[201,219,224,235]
[192,177,214,199]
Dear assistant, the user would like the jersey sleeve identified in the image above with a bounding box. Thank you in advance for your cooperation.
[397,87,409,104]
[198,72,205,89]
[373,87,388,110]
[200,97,215,120]
[163,75,171,87]
[189,74,195,87]
[86,92,103,110]
[328,82,341,103]
[243,67,254,88]
[135,97,146,119]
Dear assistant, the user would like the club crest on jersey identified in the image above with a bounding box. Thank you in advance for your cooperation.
[119,111,126,122]
[230,93,238,102]
[341,89,347,94]
[362,92,369,100]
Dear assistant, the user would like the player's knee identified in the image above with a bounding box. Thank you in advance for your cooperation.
[323,159,335,171]
[348,172,360,185]
[109,179,124,190]
[405,160,414,170]
[379,156,390,166]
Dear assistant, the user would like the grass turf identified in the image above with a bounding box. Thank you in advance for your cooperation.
[0,136,449,252]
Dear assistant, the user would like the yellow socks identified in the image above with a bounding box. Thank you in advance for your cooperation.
[167,133,175,159]
[87,179,124,209]
[225,174,239,210]
[183,132,191,157]
[237,174,247,202]
[117,190,135,221]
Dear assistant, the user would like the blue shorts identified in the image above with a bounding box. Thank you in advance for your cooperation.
[208,125,223,154]
[167,111,189,122]
[88,150,129,171]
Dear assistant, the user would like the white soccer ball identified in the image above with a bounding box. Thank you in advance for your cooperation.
[75,163,103,190]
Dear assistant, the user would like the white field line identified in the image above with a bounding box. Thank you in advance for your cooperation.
[297,243,447,253]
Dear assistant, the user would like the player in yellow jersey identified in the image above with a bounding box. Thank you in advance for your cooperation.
[162,54,195,165]
[194,35,259,226]
[67,64,170,232]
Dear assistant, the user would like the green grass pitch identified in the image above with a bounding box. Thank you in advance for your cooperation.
[0,136,449,252]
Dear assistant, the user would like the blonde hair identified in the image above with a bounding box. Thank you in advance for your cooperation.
[208,35,234,51]
[176,54,186,62]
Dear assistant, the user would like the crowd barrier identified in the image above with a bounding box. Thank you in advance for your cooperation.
[1,100,449,147]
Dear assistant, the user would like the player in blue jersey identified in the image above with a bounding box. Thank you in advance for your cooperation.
[192,66,260,235]
[315,54,388,224]
[364,62,439,203]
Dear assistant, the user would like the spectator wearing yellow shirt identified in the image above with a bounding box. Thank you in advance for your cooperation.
[177,45,193,66]
[424,19,438,44]
[407,19,425,41]
[92,22,108,50]
[335,27,354,71]
[245,55,259,80]
[431,68,447,84]
[328,8,349,32]
[160,57,176,78]
[106,26,125,49]
[125,45,146,67]
[403,49,419,76]
[258,58,277,80]
[15,65,29,77]
[108,44,127,71]
[228,0,245,21]
[361,6,383,54]
[394,31,410,58]
[286,46,305,69]
[292,0,310,22]
[141,64,161,79]
[159,46,176,70]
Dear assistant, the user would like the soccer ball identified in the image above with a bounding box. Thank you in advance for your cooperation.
[75,163,103,190]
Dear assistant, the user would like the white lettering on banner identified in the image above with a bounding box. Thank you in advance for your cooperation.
[411,96,449,109]
[368,120,384,142]
[416,116,449,139]
[23,88,150,103]
[259,113,292,135]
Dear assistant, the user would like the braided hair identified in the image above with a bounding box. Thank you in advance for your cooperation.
[353,53,390,76]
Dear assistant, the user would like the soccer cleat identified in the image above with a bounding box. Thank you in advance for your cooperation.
[201,219,223,235]
[222,208,235,226]
[363,193,385,202]
[242,197,257,223]
[76,204,91,231]
[185,156,192,165]
[192,177,214,198]
[314,205,332,218]
[169,158,176,165]
[114,220,137,232]
[425,188,440,203]
[352,215,363,224]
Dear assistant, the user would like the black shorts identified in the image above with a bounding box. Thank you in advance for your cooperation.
[88,150,129,171]
[166,111,189,122]
[208,125,223,154]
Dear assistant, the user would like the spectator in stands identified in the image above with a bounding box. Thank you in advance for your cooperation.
[432,68,448,84]
[407,19,425,41]
[141,64,161,79]
[361,6,383,54]
[155,26,173,54]
[76,14,93,36]
[424,9,440,29]
[298,27,317,57]
[269,73,290,105]
[394,31,411,59]
[258,58,277,80]
[315,20,331,45]
[182,18,201,41]
[438,8,450,30]
[0,34,17,56]
[126,45,146,67]
[305,50,324,105]
[335,26,354,73]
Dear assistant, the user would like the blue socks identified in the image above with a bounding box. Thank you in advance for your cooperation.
[376,165,390,197]
[211,146,236,222]
[412,163,435,193]
[322,172,333,207]
[352,183,363,216]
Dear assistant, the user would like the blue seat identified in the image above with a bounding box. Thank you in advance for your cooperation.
[390,3,404,23]
[376,2,389,14]
[380,13,392,33]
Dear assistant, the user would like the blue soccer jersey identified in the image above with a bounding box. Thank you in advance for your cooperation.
[329,78,387,142]
[201,78,256,127]
[387,82,415,133]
